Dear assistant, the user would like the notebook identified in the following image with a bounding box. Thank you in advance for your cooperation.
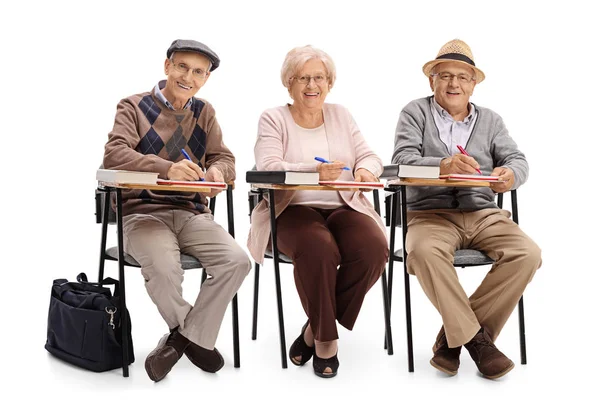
[439,174,501,182]
[381,164,440,179]
[96,169,159,185]
[246,170,320,185]
[156,179,227,189]
[319,181,385,189]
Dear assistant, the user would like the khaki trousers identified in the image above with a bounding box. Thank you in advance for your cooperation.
[405,208,541,348]
[123,209,251,349]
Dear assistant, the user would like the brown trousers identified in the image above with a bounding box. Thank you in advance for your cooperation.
[406,208,542,348]
[276,206,389,342]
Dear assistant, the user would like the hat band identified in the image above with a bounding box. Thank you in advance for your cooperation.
[436,53,475,66]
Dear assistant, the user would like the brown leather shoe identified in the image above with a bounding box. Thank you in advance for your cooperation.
[184,342,225,373]
[144,330,190,382]
[464,327,515,379]
[430,327,461,376]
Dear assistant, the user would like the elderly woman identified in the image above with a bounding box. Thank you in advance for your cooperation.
[247,45,389,378]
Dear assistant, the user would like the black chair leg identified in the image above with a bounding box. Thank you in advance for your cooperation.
[232,293,240,368]
[252,262,260,340]
[400,187,414,373]
[268,189,287,369]
[518,295,526,364]
[380,270,394,355]
[384,190,398,351]
[116,188,130,377]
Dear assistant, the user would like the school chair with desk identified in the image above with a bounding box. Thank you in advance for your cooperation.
[95,182,240,377]
[246,179,394,369]
[383,177,527,373]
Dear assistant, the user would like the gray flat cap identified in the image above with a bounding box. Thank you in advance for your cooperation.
[166,39,220,71]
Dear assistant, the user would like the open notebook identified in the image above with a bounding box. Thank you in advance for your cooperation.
[156,179,227,189]
[319,181,385,189]
[439,174,501,182]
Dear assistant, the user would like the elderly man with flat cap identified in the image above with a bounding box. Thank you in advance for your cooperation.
[392,39,542,379]
[103,39,251,382]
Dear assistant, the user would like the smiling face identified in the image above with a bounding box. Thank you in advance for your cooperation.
[162,51,211,109]
[429,61,477,119]
[289,58,330,113]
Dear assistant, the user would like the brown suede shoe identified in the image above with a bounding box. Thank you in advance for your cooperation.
[184,342,225,373]
[430,327,461,376]
[464,327,515,379]
[144,330,190,382]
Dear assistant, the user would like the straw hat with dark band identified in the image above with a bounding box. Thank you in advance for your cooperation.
[422,39,485,83]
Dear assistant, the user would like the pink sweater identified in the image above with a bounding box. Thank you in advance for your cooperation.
[247,103,387,263]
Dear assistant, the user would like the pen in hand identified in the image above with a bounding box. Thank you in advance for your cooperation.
[314,157,351,171]
[180,149,205,181]
[456,145,482,174]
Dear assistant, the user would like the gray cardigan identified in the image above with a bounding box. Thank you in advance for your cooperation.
[392,96,528,210]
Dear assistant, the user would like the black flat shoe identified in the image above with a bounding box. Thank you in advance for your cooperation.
[313,352,339,378]
[289,320,314,366]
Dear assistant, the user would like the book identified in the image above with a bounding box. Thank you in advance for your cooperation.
[96,169,159,185]
[246,170,320,185]
[439,174,501,182]
[156,179,227,189]
[319,180,385,189]
[381,164,440,179]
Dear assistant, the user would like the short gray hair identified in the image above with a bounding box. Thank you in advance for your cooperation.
[169,52,213,73]
[280,45,336,90]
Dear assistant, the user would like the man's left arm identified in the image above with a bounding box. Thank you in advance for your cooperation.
[490,116,529,192]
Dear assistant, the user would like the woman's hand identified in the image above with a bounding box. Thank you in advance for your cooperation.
[354,168,378,192]
[317,161,346,181]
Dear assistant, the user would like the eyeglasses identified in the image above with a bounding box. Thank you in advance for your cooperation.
[431,72,475,84]
[293,75,328,85]
[170,60,208,79]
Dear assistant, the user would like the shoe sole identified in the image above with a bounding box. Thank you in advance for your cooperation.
[482,361,515,380]
[314,371,337,378]
[430,359,458,376]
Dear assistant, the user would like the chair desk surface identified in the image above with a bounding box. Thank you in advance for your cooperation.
[386,178,491,188]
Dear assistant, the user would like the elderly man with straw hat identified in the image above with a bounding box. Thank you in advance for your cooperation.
[391,39,542,379]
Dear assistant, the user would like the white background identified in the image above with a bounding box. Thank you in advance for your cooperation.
[1,0,598,398]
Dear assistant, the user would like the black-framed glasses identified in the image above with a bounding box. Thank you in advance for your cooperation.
[171,60,208,79]
[293,75,328,85]
[431,72,475,84]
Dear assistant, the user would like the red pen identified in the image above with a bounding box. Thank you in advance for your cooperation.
[456,145,482,174]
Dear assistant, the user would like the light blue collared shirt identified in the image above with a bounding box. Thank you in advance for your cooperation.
[430,98,478,155]
[154,81,192,110]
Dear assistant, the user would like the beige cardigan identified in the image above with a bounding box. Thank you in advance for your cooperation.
[247,103,387,263]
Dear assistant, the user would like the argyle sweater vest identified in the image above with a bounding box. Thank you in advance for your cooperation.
[103,84,235,216]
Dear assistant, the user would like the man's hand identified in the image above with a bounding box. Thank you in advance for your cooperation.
[489,167,514,193]
[167,160,205,181]
[205,167,225,197]
[317,161,346,181]
[354,168,378,192]
[440,154,480,175]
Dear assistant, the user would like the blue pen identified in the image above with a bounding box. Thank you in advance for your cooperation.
[314,157,351,171]
[180,149,205,181]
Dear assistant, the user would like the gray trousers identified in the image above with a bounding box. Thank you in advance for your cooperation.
[123,209,251,349]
